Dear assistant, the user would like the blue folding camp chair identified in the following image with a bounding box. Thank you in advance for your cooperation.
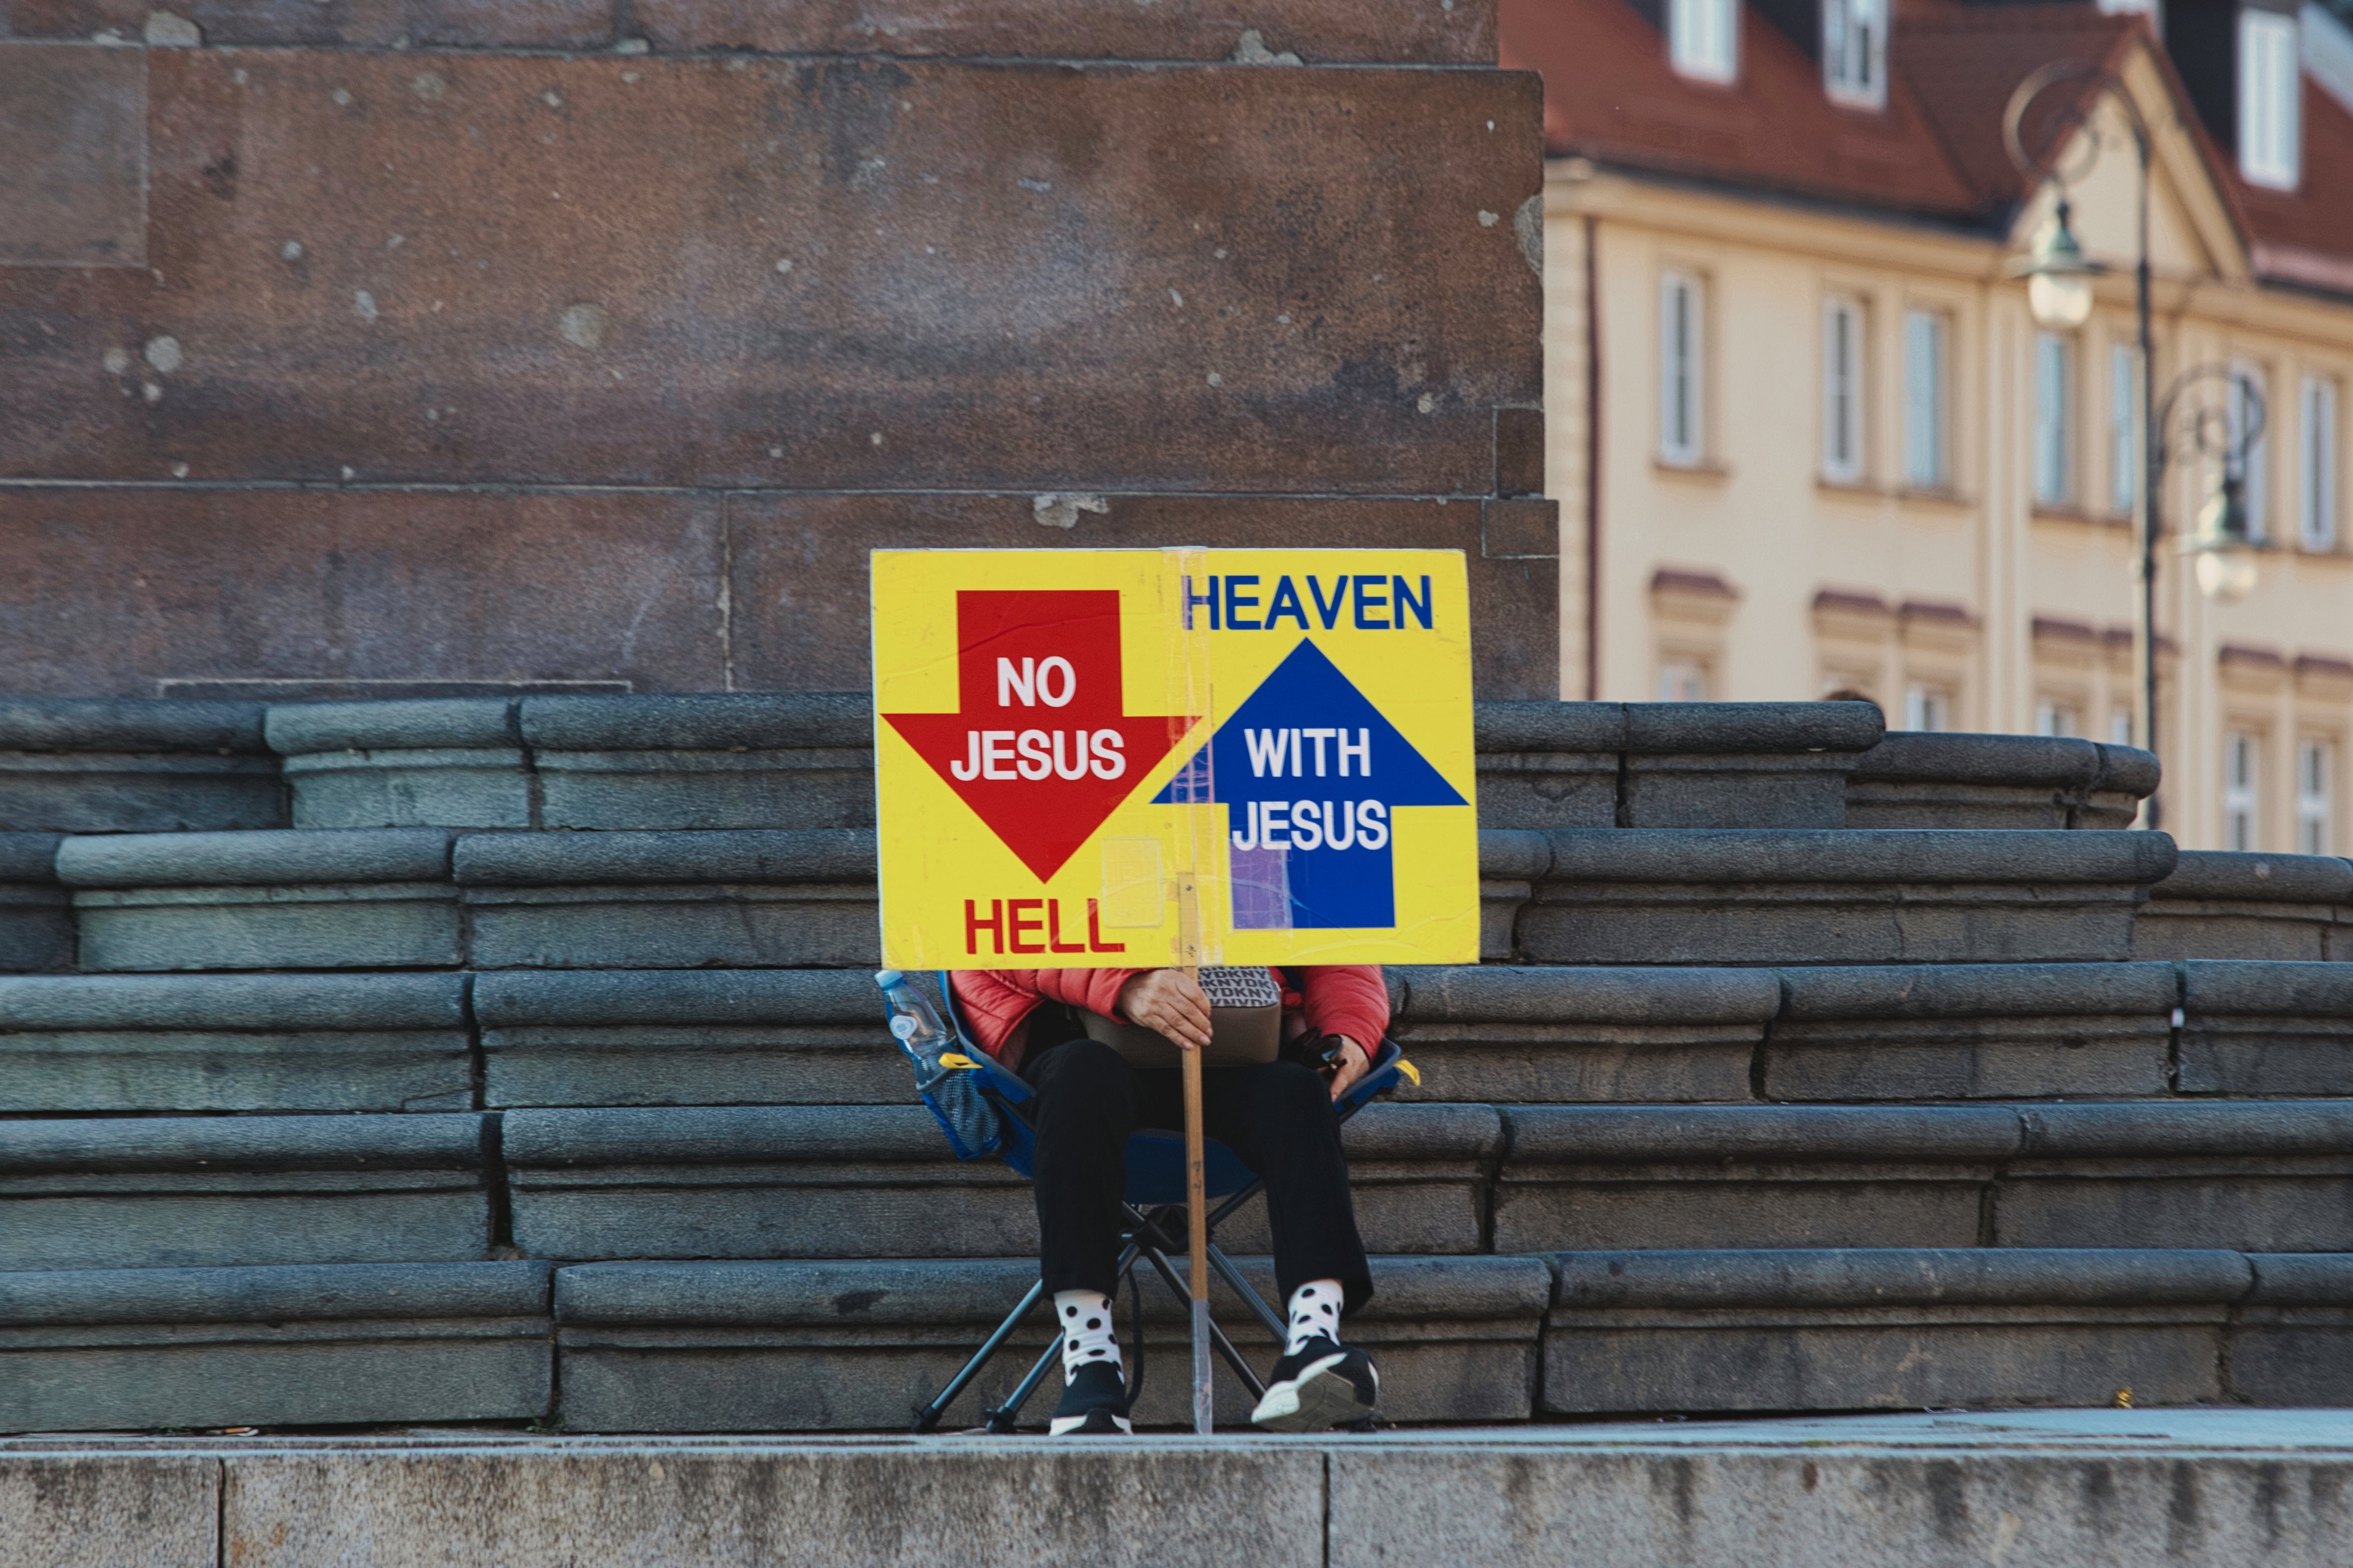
[907,972,1417,1433]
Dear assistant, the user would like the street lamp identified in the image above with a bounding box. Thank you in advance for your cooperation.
[2011,198,2101,331]
[2004,65,2266,827]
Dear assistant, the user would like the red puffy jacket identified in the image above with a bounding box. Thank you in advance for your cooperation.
[949,966,1389,1072]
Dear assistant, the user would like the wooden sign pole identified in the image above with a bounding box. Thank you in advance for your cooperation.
[1176,878,1213,1436]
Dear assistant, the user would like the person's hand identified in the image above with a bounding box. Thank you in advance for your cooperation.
[1118,969,1213,1051]
[1323,1035,1371,1102]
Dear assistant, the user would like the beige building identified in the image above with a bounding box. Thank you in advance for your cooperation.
[1507,0,2353,851]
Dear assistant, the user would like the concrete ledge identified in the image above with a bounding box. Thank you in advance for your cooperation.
[270,699,530,830]
[476,968,893,1106]
[0,972,471,1112]
[0,698,283,836]
[504,1103,1501,1260]
[553,1253,1551,1430]
[0,1113,494,1271]
[0,1260,551,1433]
[10,1416,2353,1568]
[2135,851,2353,961]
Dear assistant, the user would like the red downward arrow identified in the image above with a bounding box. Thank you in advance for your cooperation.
[884,590,1195,881]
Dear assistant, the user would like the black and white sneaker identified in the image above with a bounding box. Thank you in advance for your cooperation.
[1249,1336,1378,1432]
[1048,1360,1133,1435]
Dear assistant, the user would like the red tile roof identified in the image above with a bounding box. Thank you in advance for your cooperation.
[1502,0,2353,289]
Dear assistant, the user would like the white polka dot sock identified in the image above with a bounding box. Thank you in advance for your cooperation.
[1053,1289,1122,1384]
[1284,1279,1344,1356]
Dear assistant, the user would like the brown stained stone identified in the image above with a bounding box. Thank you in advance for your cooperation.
[1,1,619,49]
[631,0,1498,64]
[0,43,147,266]
[9,51,1540,491]
[0,266,157,477]
[3,1,1496,61]
[0,489,725,695]
[727,493,1559,698]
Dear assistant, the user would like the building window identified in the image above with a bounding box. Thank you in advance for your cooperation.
[2034,332,2075,506]
[2302,374,2339,551]
[1823,0,1887,108]
[1902,684,1951,732]
[2299,737,2335,854]
[2230,365,2270,541]
[1659,270,1705,467]
[1670,0,1738,83]
[2238,7,2301,190]
[2110,343,2138,515]
[2035,700,2080,738]
[2110,710,2134,747]
[1823,296,1865,483]
[1658,660,1709,702]
[1903,309,1948,488]
[2225,730,2261,851]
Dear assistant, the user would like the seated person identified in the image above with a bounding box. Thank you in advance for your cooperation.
[950,963,1387,1435]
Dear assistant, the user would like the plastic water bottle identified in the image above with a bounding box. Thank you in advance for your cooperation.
[877,969,956,1076]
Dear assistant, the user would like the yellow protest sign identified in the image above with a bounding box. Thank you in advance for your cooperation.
[871,548,1479,969]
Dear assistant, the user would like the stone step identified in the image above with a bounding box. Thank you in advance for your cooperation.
[0,1259,551,1433]
[1542,1246,2353,1415]
[552,1253,1551,1432]
[2136,849,2353,961]
[0,972,473,1112]
[0,1113,494,1271]
[9,1414,2353,1568]
[5,958,2346,1114]
[500,1102,1503,1260]
[1488,827,2177,965]
[1844,731,2159,829]
[0,832,68,974]
[0,696,2171,844]
[43,823,2189,974]
[0,699,285,834]
[1497,1100,2353,1254]
[3,1249,2347,1436]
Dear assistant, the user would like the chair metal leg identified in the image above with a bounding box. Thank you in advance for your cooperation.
[915,1278,1045,1433]
[1136,1242,1267,1402]
[973,1241,1142,1434]
[1205,1241,1287,1340]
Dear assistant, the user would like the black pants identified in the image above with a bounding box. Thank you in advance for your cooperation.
[1021,1031,1373,1316]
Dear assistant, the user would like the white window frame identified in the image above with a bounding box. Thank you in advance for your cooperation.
[1823,0,1888,109]
[1902,308,1949,489]
[2110,710,2134,747]
[1658,660,1709,702]
[1822,295,1865,484]
[1670,0,1739,84]
[1659,270,1706,468]
[2302,374,2339,552]
[2238,7,2302,191]
[2110,342,2139,516]
[2034,332,2075,507]
[2225,730,2261,851]
[2230,364,2270,542]
[2034,700,2080,739]
[1902,684,1951,733]
[2298,736,2334,855]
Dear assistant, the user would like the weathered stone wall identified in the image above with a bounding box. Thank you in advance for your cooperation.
[0,4,1554,697]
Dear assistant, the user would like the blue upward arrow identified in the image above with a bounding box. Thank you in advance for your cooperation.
[1154,639,1466,930]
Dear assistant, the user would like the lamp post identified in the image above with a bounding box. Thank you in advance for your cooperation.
[2004,66,2265,827]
